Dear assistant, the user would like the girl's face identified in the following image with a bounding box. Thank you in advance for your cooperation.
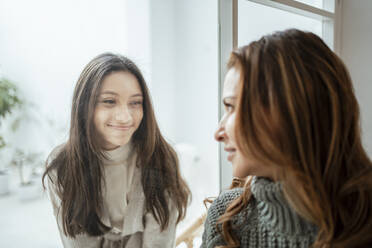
[94,71,143,150]
[214,67,275,179]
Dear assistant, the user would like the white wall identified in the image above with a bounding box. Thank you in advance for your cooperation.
[173,0,219,171]
[340,0,372,157]
[0,0,155,166]
[173,0,219,230]
[150,0,219,232]
[0,0,220,234]
[149,0,176,140]
[0,0,132,159]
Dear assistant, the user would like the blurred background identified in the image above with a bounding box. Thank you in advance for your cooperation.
[0,0,371,247]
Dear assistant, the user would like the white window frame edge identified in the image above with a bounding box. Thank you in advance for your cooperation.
[218,0,237,191]
[218,0,342,191]
[333,0,343,56]
[249,0,334,20]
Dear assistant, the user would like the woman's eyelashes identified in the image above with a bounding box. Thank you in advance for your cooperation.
[223,101,235,112]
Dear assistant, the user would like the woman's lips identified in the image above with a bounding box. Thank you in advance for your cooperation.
[224,147,236,161]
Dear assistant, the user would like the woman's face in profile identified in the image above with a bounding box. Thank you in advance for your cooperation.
[94,71,144,150]
[215,67,275,179]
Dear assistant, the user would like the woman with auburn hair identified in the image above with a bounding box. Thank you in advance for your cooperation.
[201,29,372,248]
[42,53,190,247]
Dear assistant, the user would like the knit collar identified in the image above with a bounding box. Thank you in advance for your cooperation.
[250,176,317,236]
[103,142,133,166]
[250,176,282,203]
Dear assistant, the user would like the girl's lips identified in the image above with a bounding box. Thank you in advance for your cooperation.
[107,124,132,130]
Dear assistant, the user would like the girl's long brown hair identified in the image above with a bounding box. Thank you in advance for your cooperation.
[218,29,372,247]
[42,53,190,237]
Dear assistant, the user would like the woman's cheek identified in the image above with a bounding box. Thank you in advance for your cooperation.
[225,112,237,142]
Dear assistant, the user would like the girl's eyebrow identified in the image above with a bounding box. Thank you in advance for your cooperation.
[100,92,143,97]
[101,91,118,96]
[130,93,143,97]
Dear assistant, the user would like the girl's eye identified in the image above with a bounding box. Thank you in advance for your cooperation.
[103,99,116,104]
[130,101,143,107]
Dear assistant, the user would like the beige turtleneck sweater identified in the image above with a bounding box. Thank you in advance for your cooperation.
[46,143,177,248]
[102,144,136,232]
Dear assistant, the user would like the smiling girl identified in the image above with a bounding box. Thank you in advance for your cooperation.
[43,53,190,247]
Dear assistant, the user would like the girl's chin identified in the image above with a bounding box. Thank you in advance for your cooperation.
[104,145,121,151]
[104,137,132,149]
[103,141,128,150]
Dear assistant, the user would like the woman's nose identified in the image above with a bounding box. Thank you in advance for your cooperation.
[214,123,226,142]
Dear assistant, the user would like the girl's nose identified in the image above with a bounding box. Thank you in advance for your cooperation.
[115,106,132,123]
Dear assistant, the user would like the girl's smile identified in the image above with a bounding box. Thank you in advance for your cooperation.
[94,71,144,150]
[107,123,133,131]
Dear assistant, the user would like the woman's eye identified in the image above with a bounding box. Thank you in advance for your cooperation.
[225,103,234,112]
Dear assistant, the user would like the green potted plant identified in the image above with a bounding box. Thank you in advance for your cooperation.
[0,77,21,195]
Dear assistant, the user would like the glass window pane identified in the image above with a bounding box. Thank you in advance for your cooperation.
[238,0,323,47]
[295,0,335,12]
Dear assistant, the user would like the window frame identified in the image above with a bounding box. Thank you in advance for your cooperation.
[218,0,342,190]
